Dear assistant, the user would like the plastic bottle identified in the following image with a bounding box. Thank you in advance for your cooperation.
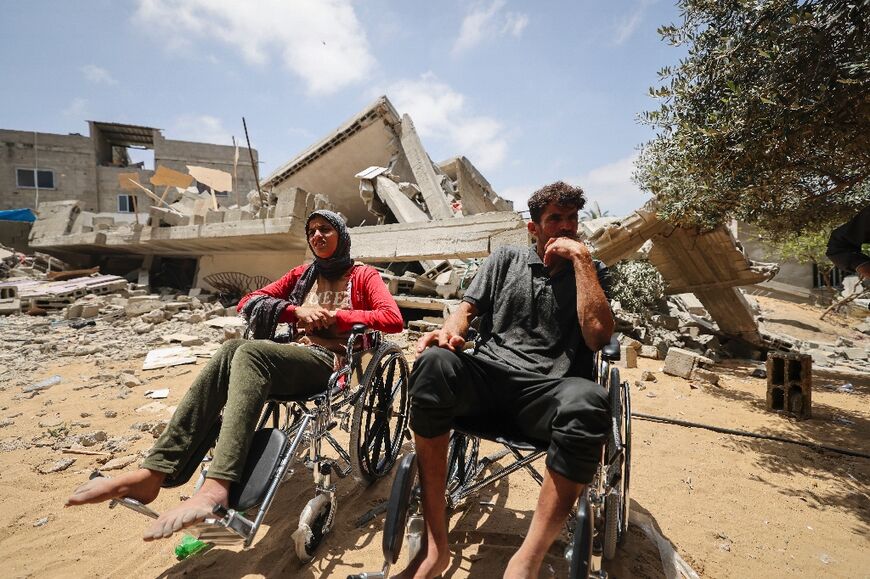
[174,534,211,560]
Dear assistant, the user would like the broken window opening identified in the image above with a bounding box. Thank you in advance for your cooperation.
[127,147,155,171]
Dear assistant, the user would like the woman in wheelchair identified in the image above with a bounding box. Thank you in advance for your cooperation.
[65,209,403,542]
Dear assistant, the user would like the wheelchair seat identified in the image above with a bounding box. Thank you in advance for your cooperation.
[453,417,547,453]
[229,428,288,512]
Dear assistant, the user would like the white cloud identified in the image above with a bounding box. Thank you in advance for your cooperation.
[452,0,528,56]
[169,114,233,145]
[573,153,650,217]
[134,0,375,95]
[81,64,118,85]
[63,98,89,119]
[386,73,509,171]
[613,0,657,45]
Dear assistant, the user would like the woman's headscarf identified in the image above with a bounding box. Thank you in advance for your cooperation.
[286,209,353,305]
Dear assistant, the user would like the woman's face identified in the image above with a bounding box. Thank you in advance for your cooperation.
[306,216,339,259]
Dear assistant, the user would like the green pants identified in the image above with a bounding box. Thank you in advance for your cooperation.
[141,339,333,482]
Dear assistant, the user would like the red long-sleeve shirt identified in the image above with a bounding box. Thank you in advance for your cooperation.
[237,264,404,335]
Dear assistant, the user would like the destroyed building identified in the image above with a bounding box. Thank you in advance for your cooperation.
[24,97,526,308]
[11,96,809,358]
[0,121,258,213]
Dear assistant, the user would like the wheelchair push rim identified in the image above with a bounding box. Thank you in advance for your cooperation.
[350,342,411,482]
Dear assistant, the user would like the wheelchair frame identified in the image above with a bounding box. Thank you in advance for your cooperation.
[106,324,411,559]
[353,338,632,579]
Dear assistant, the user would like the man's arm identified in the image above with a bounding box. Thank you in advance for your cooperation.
[545,238,614,352]
[415,301,478,353]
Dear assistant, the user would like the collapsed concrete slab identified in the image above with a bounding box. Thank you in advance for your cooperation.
[439,156,513,215]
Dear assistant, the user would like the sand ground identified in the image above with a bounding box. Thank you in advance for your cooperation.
[0,296,867,578]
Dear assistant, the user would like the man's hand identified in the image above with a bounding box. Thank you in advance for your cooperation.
[543,236,590,268]
[416,328,466,354]
[294,305,335,331]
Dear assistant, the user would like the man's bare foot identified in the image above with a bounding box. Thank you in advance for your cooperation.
[504,551,542,579]
[143,478,230,542]
[393,534,450,579]
[65,469,165,507]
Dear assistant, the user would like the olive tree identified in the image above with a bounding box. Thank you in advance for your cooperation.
[636,0,870,237]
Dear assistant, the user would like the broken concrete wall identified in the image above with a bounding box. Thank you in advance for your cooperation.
[0,129,98,211]
[196,251,305,291]
[153,133,259,196]
[0,220,33,253]
[439,156,513,215]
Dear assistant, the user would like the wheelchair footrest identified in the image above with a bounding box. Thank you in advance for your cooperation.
[228,427,289,512]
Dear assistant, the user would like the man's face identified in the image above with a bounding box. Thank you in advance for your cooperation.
[528,202,579,246]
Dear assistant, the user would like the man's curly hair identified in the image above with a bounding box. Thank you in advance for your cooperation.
[527,181,586,222]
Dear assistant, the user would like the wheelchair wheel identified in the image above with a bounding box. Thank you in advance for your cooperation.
[602,368,625,560]
[620,379,632,542]
[292,493,336,561]
[350,342,410,483]
[446,431,479,493]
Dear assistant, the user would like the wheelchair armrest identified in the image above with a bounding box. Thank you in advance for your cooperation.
[600,335,621,362]
[351,323,369,334]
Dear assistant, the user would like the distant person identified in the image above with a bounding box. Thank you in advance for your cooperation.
[826,205,870,280]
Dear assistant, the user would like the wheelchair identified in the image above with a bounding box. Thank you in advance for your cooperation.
[352,336,632,579]
[102,323,411,561]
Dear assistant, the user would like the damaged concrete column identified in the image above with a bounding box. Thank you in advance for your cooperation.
[399,114,455,220]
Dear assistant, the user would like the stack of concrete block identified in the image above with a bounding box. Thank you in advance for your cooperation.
[765,352,812,419]
[0,286,21,315]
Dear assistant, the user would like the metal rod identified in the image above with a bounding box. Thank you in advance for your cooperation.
[452,450,545,506]
[242,117,265,208]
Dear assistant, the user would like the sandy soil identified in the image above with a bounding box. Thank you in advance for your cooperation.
[0,295,867,578]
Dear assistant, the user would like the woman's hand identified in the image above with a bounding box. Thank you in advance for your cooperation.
[294,305,336,331]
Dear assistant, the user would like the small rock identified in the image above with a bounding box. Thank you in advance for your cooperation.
[78,431,108,447]
[38,417,64,428]
[104,410,118,418]
[119,373,142,387]
[80,412,92,418]
[37,457,75,474]
[641,370,657,382]
[133,323,152,335]
[33,517,49,528]
[101,454,138,471]
[750,368,767,379]
[633,380,646,391]
[0,419,14,428]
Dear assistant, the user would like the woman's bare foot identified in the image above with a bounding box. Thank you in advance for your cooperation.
[143,478,230,541]
[393,534,450,579]
[65,469,165,507]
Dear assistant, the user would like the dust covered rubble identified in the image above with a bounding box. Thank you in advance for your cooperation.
[612,293,869,377]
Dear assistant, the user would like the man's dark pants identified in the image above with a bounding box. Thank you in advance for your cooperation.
[409,347,610,484]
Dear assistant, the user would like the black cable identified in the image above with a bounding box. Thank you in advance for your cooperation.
[633,412,870,459]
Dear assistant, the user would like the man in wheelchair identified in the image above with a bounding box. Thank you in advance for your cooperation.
[403,182,614,578]
[65,209,403,543]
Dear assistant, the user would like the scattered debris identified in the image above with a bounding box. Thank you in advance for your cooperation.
[37,457,75,474]
[100,455,138,471]
[23,375,62,393]
[142,347,197,371]
[144,389,169,400]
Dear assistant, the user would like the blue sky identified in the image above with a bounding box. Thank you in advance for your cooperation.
[0,0,682,215]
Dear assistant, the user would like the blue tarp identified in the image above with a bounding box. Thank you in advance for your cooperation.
[0,208,36,222]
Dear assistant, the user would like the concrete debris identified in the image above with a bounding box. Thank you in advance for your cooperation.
[101,454,138,471]
[37,457,75,474]
[142,346,196,371]
[144,389,169,399]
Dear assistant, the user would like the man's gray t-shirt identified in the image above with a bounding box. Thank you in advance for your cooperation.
[462,245,609,378]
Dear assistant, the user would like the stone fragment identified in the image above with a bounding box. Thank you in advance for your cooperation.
[125,297,164,317]
[750,368,767,379]
[691,367,720,386]
[641,371,657,382]
[38,417,64,428]
[104,410,118,418]
[663,347,700,379]
[33,517,49,527]
[638,345,660,360]
[101,455,138,471]
[119,373,142,387]
[843,348,868,361]
[619,346,638,369]
[38,457,75,474]
[133,323,152,334]
[78,431,108,447]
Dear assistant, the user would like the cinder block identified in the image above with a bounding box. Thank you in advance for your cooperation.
[663,347,699,378]
[80,304,100,318]
[766,352,812,419]
[0,298,21,315]
[619,346,638,369]
[690,367,719,385]
[638,345,659,359]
